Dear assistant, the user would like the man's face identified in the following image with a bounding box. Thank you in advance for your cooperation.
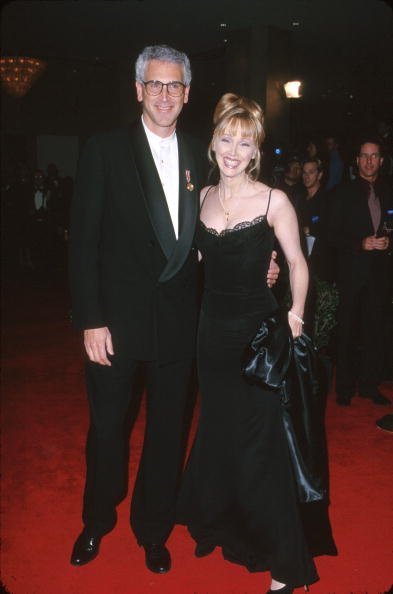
[302,162,322,190]
[357,143,383,181]
[135,60,190,137]
[33,172,45,189]
[326,137,337,152]
[285,161,302,184]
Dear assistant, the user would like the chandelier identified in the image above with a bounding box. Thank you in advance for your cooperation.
[0,57,46,98]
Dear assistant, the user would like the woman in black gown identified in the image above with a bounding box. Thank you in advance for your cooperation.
[177,94,335,593]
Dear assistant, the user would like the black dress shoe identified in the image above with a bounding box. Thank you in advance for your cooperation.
[195,542,216,557]
[376,413,393,433]
[336,393,351,406]
[265,586,293,594]
[359,389,391,406]
[143,543,171,573]
[70,531,102,566]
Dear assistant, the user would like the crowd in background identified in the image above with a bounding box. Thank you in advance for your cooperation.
[269,128,393,403]
[2,162,73,274]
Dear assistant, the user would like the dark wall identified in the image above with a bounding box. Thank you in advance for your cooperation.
[1,58,123,138]
[1,56,125,179]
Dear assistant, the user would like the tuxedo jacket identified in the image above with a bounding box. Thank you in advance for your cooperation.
[69,120,207,362]
[327,176,392,290]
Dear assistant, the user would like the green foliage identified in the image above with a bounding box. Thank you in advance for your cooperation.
[313,277,339,350]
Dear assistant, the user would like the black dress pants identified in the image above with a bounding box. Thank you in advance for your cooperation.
[82,354,193,544]
[336,273,388,396]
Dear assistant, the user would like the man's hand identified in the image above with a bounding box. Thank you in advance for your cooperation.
[362,235,376,251]
[374,236,389,250]
[267,250,280,288]
[362,235,389,251]
[84,327,114,366]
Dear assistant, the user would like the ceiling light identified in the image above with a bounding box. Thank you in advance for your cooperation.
[284,80,302,99]
[0,56,46,98]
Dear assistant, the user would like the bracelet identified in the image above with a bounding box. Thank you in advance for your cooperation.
[288,310,304,325]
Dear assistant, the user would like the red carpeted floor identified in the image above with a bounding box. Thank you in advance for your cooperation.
[1,273,393,594]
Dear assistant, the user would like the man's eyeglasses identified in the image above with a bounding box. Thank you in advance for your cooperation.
[359,152,381,160]
[143,80,186,97]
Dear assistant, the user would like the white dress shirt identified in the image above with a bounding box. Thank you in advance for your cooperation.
[34,189,47,211]
[142,116,180,238]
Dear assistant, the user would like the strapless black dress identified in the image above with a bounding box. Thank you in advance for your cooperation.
[177,216,323,587]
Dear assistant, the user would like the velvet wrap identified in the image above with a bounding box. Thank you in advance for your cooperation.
[242,310,327,504]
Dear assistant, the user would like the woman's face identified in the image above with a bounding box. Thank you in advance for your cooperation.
[212,126,256,179]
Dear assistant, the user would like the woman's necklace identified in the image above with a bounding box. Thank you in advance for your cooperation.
[218,183,230,222]
[218,178,248,222]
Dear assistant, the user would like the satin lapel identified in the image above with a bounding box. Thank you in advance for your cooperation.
[159,131,199,282]
[128,121,176,260]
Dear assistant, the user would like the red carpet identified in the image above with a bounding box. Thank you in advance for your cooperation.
[1,274,392,594]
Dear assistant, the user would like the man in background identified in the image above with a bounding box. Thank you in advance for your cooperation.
[328,139,392,406]
[325,135,344,190]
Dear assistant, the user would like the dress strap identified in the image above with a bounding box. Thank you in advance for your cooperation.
[265,189,272,217]
[200,185,215,212]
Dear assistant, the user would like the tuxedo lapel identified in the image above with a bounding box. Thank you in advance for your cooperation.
[128,121,176,260]
[159,131,199,282]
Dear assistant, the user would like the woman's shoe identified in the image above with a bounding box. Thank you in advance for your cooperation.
[265,586,293,594]
[195,542,215,557]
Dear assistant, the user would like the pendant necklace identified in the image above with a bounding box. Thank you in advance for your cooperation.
[218,183,230,222]
[218,178,248,222]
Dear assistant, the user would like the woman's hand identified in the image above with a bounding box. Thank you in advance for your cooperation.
[267,251,280,288]
[288,310,304,338]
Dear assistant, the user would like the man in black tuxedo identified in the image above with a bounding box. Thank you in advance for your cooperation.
[297,158,332,330]
[328,139,392,406]
[69,44,204,573]
[69,44,278,572]
[299,158,329,276]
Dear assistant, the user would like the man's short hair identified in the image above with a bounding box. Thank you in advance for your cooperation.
[325,134,339,144]
[135,45,192,86]
[357,137,383,156]
[283,156,301,174]
[302,157,324,172]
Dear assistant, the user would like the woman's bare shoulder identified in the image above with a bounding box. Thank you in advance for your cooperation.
[200,184,216,205]
[250,182,287,204]
[269,187,292,208]
[200,184,215,196]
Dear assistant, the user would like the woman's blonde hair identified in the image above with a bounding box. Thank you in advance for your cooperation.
[208,93,265,180]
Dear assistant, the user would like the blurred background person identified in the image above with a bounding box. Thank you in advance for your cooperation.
[275,155,303,209]
[325,135,344,191]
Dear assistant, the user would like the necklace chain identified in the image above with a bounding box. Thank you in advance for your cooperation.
[218,178,249,222]
[218,183,230,222]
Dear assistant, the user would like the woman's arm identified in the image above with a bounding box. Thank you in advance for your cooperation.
[268,190,309,337]
[198,186,212,261]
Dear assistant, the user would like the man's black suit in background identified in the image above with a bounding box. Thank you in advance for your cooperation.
[328,174,392,402]
[70,119,205,544]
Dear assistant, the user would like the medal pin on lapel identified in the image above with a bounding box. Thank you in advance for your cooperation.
[185,169,194,192]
